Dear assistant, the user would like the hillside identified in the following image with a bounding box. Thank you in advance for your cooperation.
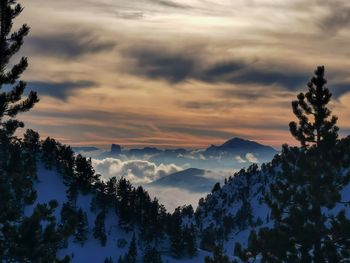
[28,162,130,262]
[2,132,218,262]
[195,137,350,261]
[4,132,349,262]
[29,160,209,262]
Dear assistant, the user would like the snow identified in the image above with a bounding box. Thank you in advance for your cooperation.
[27,162,211,262]
[26,162,129,262]
[24,151,350,262]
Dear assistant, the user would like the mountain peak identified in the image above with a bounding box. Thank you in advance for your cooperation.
[110,144,122,155]
[205,137,277,155]
[221,137,260,148]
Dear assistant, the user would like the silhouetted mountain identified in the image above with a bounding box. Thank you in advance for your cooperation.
[74,137,278,169]
[72,146,100,152]
[204,137,277,156]
[149,168,218,192]
[128,147,163,156]
[163,148,188,155]
[110,144,122,155]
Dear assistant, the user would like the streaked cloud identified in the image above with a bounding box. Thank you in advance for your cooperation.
[318,1,350,34]
[15,0,350,149]
[27,81,96,100]
[27,31,117,58]
[123,46,308,89]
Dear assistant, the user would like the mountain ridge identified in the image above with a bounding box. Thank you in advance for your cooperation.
[148,168,218,193]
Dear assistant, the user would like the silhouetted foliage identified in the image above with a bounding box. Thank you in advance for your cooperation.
[211,182,221,193]
[236,66,350,262]
[170,207,184,258]
[104,257,113,263]
[143,247,163,263]
[119,233,137,263]
[183,224,197,257]
[74,208,88,245]
[0,5,50,255]
[205,246,232,263]
[75,154,98,194]
[0,0,39,138]
[93,211,107,246]
[289,66,338,148]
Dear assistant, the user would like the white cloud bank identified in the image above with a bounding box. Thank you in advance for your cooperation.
[91,158,234,211]
[245,153,258,163]
[92,158,183,184]
[235,155,247,163]
[235,153,259,163]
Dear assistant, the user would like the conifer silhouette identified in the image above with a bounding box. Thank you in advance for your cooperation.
[235,66,350,262]
[0,0,39,137]
[289,66,338,148]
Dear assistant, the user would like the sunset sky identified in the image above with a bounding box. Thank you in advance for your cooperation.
[17,0,350,148]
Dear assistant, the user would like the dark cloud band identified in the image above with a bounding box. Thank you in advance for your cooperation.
[27,81,96,100]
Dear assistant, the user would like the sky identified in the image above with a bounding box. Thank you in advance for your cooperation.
[15,0,350,149]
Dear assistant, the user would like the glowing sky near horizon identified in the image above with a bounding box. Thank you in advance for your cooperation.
[16,0,350,148]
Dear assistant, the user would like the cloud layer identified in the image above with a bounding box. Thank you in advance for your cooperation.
[92,158,182,184]
[17,0,350,148]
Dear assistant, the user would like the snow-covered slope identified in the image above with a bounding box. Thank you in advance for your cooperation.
[27,160,210,263]
[195,162,276,258]
[18,137,350,262]
[26,162,130,262]
[195,141,350,261]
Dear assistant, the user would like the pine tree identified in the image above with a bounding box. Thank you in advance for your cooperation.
[74,209,88,245]
[204,246,231,263]
[56,144,75,184]
[0,0,38,233]
[93,211,107,246]
[146,198,166,244]
[105,176,117,207]
[236,66,350,262]
[0,1,71,262]
[200,228,216,252]
[143,247,163,263]
[116,177,133,229]
[75,154,97,194]
[289,66,338,148]
[23,129,40,154]
[0,0,39,138]
[60,202,78,237]
[22,129,40,181]
[170,207,184,258]
[41,137,58,169]
[183,224,197,257]
[104,257,113,263]
[124,233,137,263]
[6,201,70,262]
[211,182,221,193]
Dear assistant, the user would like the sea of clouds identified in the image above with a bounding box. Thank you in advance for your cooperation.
[92,158,183,184]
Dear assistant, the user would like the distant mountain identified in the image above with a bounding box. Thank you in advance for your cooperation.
[110,144,122,155]
[75,137,279,169]
[204,137,277,157]
[128,147,163,156]
[72,146,100,152]
[149,168,218,192]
